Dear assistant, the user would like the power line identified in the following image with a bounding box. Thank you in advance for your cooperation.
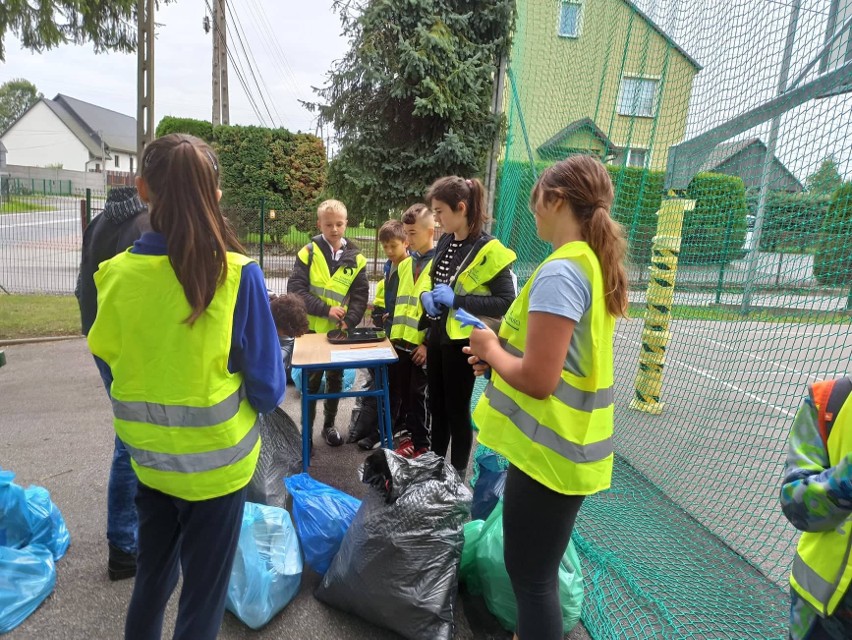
[224,0,281,128]
[203,0,269,127]
[245,0,305,103]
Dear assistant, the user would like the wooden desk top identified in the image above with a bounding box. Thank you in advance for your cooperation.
[291,333,398,368]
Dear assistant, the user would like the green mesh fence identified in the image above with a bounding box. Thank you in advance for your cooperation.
[489,0,852,637]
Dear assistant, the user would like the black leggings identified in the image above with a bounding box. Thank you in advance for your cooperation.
[503,465,585,640]
[427,341,476,474]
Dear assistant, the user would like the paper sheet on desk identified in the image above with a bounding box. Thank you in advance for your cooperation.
[330,347,396,363]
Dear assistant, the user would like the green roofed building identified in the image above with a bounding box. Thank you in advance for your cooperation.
[507,0,701,170]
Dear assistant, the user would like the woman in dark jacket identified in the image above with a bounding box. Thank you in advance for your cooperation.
[421,176,516,475]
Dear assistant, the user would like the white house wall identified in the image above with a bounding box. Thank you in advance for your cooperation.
[1,101,91,171]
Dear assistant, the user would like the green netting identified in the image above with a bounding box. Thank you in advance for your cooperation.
[493,0,852,637]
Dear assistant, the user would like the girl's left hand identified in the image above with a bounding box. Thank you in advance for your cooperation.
[466,325,499,362]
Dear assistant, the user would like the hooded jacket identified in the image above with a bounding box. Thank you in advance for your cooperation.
[76,187,151,335]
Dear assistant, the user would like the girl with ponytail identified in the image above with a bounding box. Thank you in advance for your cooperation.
[87,133,285,640]
[417,176,517,474]
[465,155,627,640]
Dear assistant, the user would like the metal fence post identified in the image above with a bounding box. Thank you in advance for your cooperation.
[86,189,92,225]
[259,198,265,270]
[715,211,734,305]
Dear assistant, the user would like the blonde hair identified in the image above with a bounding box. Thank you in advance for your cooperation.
[317,199,347,218]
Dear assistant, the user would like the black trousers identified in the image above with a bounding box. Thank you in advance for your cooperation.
[427,340,475,473]
[388,347,429,448]
[124,483,247,640]
[503,465,585,640]
[307,368,343,432]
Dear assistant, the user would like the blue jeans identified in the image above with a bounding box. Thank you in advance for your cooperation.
[95,356,138,554]
[108,436,138,554]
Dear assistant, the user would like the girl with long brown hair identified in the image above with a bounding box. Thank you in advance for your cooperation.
[419,176,517,475]
[87,133,285,640]
[465,155,628,639]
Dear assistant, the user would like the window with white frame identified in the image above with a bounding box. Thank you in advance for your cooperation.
[617,77,659,117]
[115,154,120,169]
[614,148,649,168]
[558,1,583,38]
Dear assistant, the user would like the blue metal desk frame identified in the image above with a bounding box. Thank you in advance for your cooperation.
[292,342,397,472]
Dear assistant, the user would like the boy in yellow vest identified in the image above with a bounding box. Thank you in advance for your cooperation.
[780,376,852,639]
[390,204,436,458]
[288,199,368,447]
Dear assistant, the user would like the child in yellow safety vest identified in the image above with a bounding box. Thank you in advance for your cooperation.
[780,376,852,640]
[287,199,369,447]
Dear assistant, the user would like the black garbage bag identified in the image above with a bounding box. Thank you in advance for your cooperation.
[345,370,379,444]
[315,450,472,640]
[247,407,303,509]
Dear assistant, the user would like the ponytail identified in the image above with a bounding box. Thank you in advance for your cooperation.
[141,133,242,325]
[426,175,488,237]
[532,156,629,317]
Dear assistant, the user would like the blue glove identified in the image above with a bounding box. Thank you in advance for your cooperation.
[432,284,455,309]
[421,291,440,317]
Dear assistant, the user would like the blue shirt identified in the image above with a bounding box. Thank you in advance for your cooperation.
[528,258,593,377]
[94,231,285,413]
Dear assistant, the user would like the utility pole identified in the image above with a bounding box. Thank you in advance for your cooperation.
[212,0,221,126]
[219,0,230,125]
[137,0,155,166]
[484,54,508,234]
[211,0,230,126]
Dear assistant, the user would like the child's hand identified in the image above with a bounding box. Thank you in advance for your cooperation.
[421,292,440,317]
[467,326,499,362]
[462,346,491,377]
[432,284,455,308]
[412,344,427,366]
[328,306,346,321]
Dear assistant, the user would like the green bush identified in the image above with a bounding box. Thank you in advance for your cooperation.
[155,116,215,143]
[746,191,830,252]
[814,183,852,287]
[682,173,748,265]
[494,160,664,273]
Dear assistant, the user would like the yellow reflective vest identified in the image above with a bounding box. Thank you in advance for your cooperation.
[298,242,367,333]
[391,256,433,345]
[445,239,516,340]
[373,278,386,310]
[87,249,260,501]
[473,241,615,495]
[790,377,852,617]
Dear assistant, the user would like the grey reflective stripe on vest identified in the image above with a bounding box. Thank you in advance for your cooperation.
[498,339,613,412]
[484,384,613,463]
[310,284,346,304]
[792,553,834,611]
[393,316,420,330]
[112,387,246,427]
[125,419,260,474]
[396,295,419,306]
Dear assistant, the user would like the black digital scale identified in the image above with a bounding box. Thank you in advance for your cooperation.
[326,327,387,344]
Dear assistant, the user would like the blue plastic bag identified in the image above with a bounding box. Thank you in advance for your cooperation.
[470,451,507,521]
[226,502,303,630]
[291,368,356,395]
[284,473,361,574]
[0,470,69,560]
[0,545,56,633]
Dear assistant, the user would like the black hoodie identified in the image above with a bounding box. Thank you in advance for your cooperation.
[76,187,151,335]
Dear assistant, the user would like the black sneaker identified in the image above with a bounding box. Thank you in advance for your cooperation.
[108,544,137,581]
[357,432,381,450]
[323,426,344,447]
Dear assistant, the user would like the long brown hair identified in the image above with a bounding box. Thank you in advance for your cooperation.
[426,176,487,237]
[531,156,629,317]
[139,133,244,325]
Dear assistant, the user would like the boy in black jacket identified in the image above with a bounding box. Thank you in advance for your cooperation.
[288,199,369,446]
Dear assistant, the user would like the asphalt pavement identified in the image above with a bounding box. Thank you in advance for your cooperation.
[0,338,591,640]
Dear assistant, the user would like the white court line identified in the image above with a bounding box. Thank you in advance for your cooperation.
[0,218,77,229]
[672,326,819,382]
[617,333,795,418]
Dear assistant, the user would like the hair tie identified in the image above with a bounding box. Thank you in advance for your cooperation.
[465,179,472,187]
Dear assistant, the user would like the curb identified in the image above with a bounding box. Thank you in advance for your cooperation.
[0,335,84,347]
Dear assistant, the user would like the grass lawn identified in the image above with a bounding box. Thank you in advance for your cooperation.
[628,302,850,324]
[0,295,81,340]
[0,197,51,214]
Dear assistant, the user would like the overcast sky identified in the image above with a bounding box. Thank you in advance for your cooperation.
[0,0,348,135]
[1,0,849,180]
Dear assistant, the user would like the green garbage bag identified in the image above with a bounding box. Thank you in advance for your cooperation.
[460,519,484,596]
[473,500,584,633]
